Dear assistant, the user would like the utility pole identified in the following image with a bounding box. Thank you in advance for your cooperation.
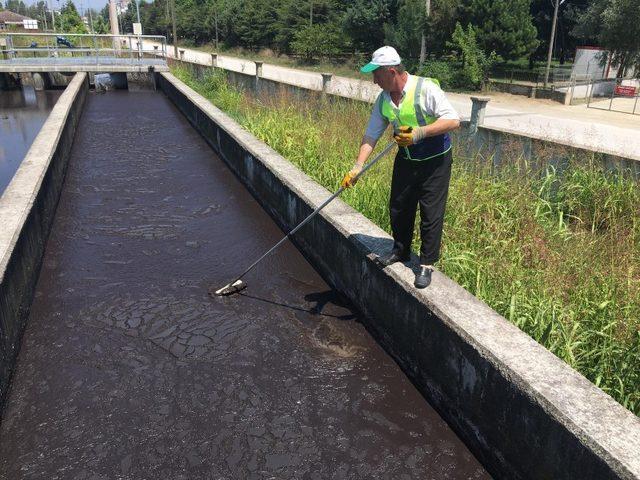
[544,0,561,88]
[309,0,313,27]
[170,0,177,57]
[134,0,140,27]
[42,3,48,31]
[419,0,431,68]
[88,7,93,33]
[49,0,56,32]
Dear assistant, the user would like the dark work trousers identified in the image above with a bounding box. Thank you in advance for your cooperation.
[389,149,452,265]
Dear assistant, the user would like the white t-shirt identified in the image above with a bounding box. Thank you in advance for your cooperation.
[364,74,460,141]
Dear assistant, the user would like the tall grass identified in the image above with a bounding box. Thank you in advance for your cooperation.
[173,65,640,415]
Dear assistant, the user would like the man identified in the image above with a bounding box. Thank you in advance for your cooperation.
[341,46,460,289]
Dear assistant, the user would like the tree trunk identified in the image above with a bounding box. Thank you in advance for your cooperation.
[418,0,430,68]
[214,10,218,50]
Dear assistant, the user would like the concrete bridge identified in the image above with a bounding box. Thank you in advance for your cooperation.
[0,32,169,90]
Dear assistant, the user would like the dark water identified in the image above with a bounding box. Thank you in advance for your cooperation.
[0,90,490,479]
[0,88,62,196]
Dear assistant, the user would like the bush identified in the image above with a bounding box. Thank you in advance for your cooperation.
[417,60,456,90]
[448,22,499,90]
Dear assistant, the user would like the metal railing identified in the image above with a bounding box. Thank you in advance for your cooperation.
[0,33,167,67]
[489,65,574,89]
[586,77,640,115]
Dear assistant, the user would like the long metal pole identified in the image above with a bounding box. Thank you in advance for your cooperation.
[544,0,560,88]
[217,142,396,291]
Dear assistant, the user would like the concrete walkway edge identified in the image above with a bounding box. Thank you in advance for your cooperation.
[0,72,88,411]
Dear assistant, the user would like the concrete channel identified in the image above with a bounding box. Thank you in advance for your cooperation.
[0,71,638,479]
[0,84,489,478]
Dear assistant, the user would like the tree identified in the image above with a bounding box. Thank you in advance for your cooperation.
[5,0,27,15]
[342,0,391,53]
[92,11,108,34]
[459,0,538,60]
[449,22,498,88]
[222,0,278,49]
[425,0,462,56]
[290,22,348,61]
[383,0,427,68]
[58,1,87,34]
[268,0,345,53]
[531,0,589,65]
[573,0,640,77]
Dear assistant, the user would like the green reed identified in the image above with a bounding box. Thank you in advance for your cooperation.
[172,65,640,415]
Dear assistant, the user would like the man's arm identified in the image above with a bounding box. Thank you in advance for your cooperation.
[354,136,378,169]
[341,94,388,188]
[341,136,377,188]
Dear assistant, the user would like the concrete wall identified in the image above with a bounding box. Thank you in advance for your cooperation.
[456,120,640,178]
[171,59,640,179]
[486,81,570,104]
[0,72,88,412]
[158,71,640,480]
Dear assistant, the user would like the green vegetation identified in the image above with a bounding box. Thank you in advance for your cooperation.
[57,1,87,34]
[4,0,639,78]
[172,65,640,415]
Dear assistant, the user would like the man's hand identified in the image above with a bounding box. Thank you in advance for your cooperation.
[340,165,363,188]
[394,126,413,147]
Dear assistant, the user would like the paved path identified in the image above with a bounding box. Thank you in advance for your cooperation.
[161,43,640,161]
[0,90,489,479]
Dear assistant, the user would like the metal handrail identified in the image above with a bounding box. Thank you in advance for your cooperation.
[2,33,166,39]
[0,33,168,65]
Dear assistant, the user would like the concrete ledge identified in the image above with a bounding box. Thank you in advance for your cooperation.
[158,72,640,480]
[456,121,640,178]
[0,72,88,412]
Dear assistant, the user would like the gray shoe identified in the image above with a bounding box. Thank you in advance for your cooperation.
[414,265,433,289]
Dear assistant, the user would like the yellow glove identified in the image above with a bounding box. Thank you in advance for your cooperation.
[340,166,362,188]
[394,126,413,147]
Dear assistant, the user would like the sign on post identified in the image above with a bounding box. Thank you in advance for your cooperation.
[614,85,636,97]
[133,23,142,35]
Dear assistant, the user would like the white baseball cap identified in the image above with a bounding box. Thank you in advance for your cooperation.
[360,46,402,73]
